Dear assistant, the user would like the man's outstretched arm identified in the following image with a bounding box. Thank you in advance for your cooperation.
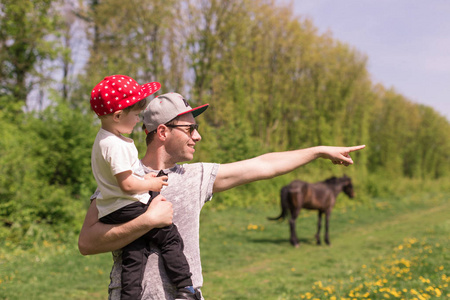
[213,145,365,193]
[78,195,173,255]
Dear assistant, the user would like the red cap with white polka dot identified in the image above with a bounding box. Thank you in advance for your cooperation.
[90,75,161,116]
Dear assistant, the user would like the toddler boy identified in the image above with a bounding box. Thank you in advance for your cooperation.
[90,75,198,300]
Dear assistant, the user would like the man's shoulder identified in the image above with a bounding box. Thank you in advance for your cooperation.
[174,162,219,172]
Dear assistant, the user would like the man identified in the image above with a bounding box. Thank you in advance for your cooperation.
[78,92,365,299]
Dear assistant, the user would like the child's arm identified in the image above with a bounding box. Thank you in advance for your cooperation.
[115,171,168,194]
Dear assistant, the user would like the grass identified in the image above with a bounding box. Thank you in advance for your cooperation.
[199,192,449,299]
[0,191,448,299]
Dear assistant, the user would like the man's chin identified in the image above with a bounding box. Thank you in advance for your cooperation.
[182,153,194,162]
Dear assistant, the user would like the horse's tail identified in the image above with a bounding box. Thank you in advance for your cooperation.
[268,185,289,221]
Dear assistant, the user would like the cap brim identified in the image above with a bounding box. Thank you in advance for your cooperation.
[140,82,161,100]
[178,103,209,118]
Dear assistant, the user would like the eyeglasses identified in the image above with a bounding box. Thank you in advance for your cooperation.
[166,124,199,135]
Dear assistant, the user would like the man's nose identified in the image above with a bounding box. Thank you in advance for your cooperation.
[191,129,202,141]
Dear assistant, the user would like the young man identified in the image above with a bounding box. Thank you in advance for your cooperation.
[78,92,365,299]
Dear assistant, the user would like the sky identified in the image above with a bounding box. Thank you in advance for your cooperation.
[289,0,450,121]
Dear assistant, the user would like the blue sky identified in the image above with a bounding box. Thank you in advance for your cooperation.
[290,0,450,120]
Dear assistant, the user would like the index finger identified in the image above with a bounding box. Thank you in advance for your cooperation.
[348,145,366,152]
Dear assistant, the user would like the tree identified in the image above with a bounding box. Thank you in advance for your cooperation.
[0,0,62,115]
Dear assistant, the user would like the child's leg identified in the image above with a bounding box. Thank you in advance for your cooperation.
[120,236,149,300]
[100,202,149,300]
[145,224,193,288]
[148,175,193,290]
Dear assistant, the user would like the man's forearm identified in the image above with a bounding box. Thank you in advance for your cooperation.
[214,147,321,193]
[78,200,155,255]
[256,146,322,178]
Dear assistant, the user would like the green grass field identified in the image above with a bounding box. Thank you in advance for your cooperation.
[1,191,449,299]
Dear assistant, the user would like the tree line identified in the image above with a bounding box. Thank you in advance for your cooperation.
[1,0,449,246]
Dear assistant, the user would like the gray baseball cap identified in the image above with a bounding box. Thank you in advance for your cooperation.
[143,92,209,132]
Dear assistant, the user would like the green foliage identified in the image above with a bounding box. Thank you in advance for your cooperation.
[25,96,98,196]
[79,0,185,91]
[0,98,96,248]
[368,87,450,179]
[0,0,62,113]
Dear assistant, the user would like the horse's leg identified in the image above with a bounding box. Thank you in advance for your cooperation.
[289,208,301,247]
[325,210,331,245]
[315,211,322,245]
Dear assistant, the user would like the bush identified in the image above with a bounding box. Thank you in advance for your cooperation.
[0,99,97,249]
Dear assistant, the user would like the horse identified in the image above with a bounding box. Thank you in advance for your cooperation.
[268,175,354,247]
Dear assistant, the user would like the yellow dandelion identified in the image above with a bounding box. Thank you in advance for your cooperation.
[417,294,427,300]
[435,288,442,297]
[247,224,258,230]
[419,276,430,284]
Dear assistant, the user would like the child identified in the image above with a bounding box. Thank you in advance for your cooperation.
[90,75,198,300]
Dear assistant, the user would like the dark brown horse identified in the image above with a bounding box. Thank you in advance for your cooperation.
[268,175,354,247]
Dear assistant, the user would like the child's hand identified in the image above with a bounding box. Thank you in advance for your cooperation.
[144,174,168,192]
[145,173,157,178]
[144,173,168,181]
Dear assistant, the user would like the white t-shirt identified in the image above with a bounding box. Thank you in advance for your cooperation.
[91,128,150,218]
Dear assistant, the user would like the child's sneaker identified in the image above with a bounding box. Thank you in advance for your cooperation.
[175,286,201,300]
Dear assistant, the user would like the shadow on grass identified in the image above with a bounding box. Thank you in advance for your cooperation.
[250,237,313,245]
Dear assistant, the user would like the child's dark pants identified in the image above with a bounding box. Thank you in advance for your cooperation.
[100,197,192,300]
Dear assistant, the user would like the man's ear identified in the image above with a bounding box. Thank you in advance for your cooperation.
[156,124,168,140]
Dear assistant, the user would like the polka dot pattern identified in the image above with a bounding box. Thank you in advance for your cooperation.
[90,75,161,116]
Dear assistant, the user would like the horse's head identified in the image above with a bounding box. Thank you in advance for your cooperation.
[341,175,354,198]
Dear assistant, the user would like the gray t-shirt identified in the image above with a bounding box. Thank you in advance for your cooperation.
[108,162,219,300]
